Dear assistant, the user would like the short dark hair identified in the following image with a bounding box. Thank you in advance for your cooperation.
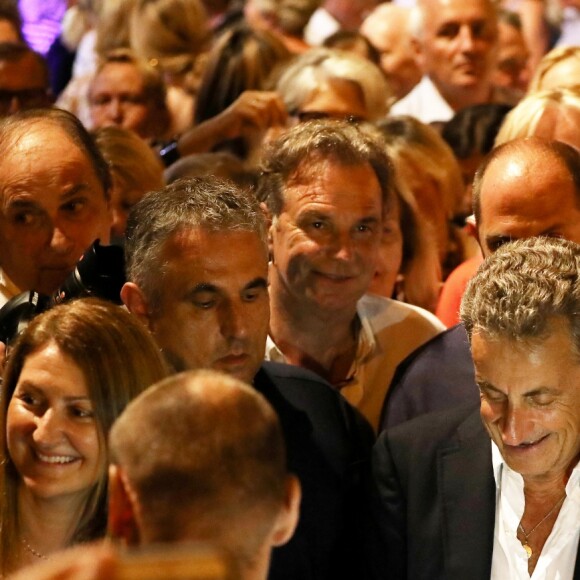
[258,119,395,216]
[110,370,288,560]
[441,103,513,160]
[472,137,580,225]
[0,107,112,196]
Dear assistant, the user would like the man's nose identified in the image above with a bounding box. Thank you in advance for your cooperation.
[457,25,476,51]
[331,231,355,262]
[500,404,531,446]
[107,98,123,122]
[110,208,127,239]
[49,225,75,255]
[221,301,249,340]
[8,95,21,115]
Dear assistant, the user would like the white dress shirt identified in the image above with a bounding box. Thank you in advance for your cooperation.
[490,443,580,580]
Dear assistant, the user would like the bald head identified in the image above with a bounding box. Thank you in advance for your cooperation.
[109,370,299,576]
[473,137,580,256]
[361,4,421,100]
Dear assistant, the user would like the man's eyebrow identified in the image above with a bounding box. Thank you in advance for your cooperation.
[523,386,561,398]
[476,380,501,393]
[60,184,91,200]
[243,277,268,291]
[189,283,219,295]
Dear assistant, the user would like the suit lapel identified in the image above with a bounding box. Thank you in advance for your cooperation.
[438,410,495,580]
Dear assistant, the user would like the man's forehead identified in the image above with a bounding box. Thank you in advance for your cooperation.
[163,226,267,261]
[422,0,496,21]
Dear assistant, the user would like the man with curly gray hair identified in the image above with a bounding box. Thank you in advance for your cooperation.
[369,236,580,579]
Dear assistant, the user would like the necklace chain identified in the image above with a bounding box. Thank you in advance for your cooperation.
[22,537,48,560]
[517,493,566,559]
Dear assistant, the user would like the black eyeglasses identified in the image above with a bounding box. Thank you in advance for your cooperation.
[0,88,51,113]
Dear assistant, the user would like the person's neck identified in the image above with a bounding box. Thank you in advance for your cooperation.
[437,80,493,113]
[269,278,359,385]
[523,468,571,504]
[18,485,88,558]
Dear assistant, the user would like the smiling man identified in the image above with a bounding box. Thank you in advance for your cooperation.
[369,236,580,579]
[391,0,518,123]
[260,121,443,431]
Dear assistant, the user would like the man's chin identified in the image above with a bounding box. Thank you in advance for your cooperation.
[36,268,75,296]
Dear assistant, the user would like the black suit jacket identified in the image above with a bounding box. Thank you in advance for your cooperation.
[255,362,375,580]
[368,403,580,580]
[381,323,479,431]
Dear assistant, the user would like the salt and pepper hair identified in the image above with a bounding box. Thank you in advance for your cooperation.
[410,0,498,41]
[125,176,268,309]
[276,47,393,121]
[258,119,395,216]
[460,237,580,357]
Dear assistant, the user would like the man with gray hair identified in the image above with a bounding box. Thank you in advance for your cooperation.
[368,236,580,579]
[391,0,515,124]
[121,176,374,580]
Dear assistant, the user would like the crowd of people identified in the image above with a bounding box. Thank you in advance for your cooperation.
[0,0,578,578]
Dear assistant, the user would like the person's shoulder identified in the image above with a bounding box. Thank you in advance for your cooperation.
[402,322,471,359]
[389,401,480,442]
[359,294,445,333]
[257,361,374,444]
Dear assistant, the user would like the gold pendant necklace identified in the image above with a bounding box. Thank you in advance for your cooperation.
[518,494,566,559]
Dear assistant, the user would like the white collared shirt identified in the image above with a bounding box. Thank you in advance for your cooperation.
[0,268,21,309]
[390,76,455,124]
[265,294,444,431]
[490,442,580,580]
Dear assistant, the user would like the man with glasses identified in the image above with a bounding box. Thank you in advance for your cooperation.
[0,42,52,116]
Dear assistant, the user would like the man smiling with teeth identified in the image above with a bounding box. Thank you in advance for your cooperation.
[369,237,580,579]
[261,120,443,431]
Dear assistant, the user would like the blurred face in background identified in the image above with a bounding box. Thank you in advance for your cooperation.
[89,62,163,140]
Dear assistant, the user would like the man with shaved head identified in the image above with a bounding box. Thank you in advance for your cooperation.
[360,3,422,101]
[108,369,301,580]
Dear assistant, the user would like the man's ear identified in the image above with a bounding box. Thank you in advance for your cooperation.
[270,475,301,547]
[410,35,426,72]
[260,202,274,249]
[121,282,151,328]
[108,465,141,546]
